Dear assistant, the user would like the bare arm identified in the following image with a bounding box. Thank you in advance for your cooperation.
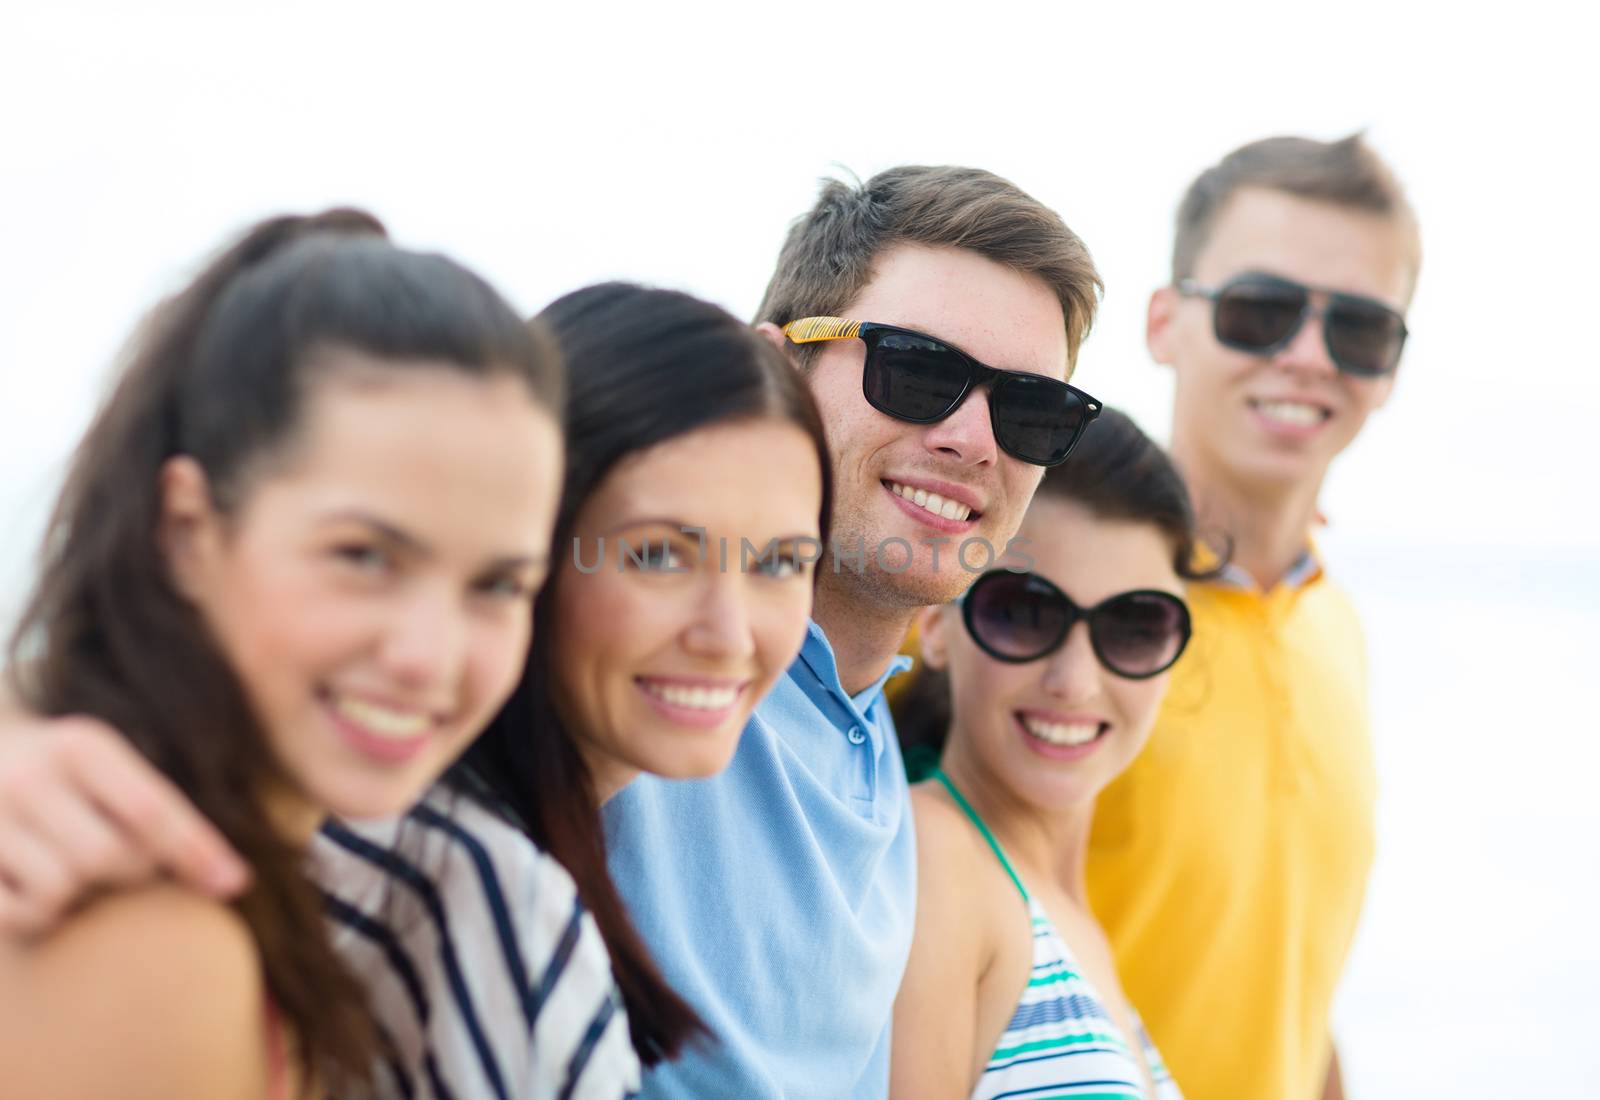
[0,686,248,935]
[890,788,992,1100]
[0,882,271,1099]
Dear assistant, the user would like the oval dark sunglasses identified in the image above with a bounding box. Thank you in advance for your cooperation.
[957,569,1192,680]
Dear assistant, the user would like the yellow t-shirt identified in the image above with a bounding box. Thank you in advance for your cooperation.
[1086,561,1377,1100]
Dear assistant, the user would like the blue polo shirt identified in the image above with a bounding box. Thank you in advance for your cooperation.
[602,620,916,1098]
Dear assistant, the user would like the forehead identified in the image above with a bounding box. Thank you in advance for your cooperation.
[584,419,823,534]
[1000,497,1181,602]
[1194,187,1414,310]
[843,244,1070,379]
[261,363,559,544]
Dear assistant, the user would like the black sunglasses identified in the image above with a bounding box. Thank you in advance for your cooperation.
[1176,272,1408,378]
[782,317,1101,467]
[958,569,1191,680]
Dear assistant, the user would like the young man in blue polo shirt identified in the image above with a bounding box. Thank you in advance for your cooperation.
[604,166,1101,1097]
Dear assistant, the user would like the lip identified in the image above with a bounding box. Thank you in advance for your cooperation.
[1014,709,1109,763]
[882,479,983,535]
[1246,396,1334,441]
[635,676,749,730]
[322,694,438,765]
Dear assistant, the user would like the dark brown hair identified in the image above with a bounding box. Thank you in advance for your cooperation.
[755,165,1103,373]
[1171,132,1421,286]
[894,408,1218,771]
[452,282,831,1064]
[6,210,564,1092]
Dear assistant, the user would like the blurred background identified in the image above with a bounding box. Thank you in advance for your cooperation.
[3,3,1596,1094]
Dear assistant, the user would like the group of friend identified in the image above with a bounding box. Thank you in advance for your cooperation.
[0,132,1420,1100]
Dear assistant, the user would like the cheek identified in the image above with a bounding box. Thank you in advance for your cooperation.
[750,583,815,682]
[461,612,534,723]
[1110,675,1170,744]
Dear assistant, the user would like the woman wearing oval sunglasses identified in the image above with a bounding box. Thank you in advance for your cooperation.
[890,409,1209,1100]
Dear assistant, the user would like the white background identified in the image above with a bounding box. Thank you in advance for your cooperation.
[4,3,1597,1094]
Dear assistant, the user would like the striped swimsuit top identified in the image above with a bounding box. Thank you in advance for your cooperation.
[932,770,1183,1100]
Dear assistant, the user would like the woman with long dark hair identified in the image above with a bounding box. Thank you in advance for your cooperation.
[453,281,832,1065]
[0,211,566,1098]
[890,409,1207,1100]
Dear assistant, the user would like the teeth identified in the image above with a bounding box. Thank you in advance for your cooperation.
[331,695,431,739]
[889,482,972,522]
[645,682,739,710]
[1023,717,1101,747]
[1255,400,1324,427]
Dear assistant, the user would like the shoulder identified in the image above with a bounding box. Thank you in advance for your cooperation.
[908,783,992,913]
[0,884,266,1098]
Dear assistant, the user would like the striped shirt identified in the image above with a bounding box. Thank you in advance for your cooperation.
[314,785,641,1100]
[933,771,1181,1100]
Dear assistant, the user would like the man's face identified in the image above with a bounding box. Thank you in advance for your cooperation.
[1152,187,1414,495]
[801,243,1069,608]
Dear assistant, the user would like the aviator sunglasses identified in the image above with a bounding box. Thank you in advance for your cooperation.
[1176,272,1408,378]
[958,569,1191,680]
[782,317,1101,467]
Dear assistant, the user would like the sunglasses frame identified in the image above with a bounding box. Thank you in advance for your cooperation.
[782,316,1102,467]
[1175,272,1408,378]
[957,569,1192,680]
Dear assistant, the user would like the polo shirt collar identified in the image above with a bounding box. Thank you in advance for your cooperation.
[796,618,914,714]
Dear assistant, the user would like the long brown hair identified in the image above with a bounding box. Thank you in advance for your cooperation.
[452,282,832,1064]
[6,210,563,1091]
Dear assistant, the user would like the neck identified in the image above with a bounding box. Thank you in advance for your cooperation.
[575,740,639,805]
[812,571,919,696]
[1171,435,1323,589]
[265,785,324,848]
[938,741,1096,905]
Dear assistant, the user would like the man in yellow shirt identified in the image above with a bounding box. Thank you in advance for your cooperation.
[1086,134,1421,1100]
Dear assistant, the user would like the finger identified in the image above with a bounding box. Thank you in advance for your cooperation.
[9,777,157,889]
[0,827,74,929]
[0,879,53,938]
[55,724,250,896]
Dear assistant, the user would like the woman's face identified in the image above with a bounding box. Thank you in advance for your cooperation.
[162,357,563,835]
[925,495,1183,814]
[549,418,823,796]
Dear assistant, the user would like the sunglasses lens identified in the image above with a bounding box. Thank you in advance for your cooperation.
[964,572,1070,662]
[1326,299,1405,376]
[864,331,971,421]
[1213,280,1307,352]
[1092,592,1190,678]
[991,376,1090,466]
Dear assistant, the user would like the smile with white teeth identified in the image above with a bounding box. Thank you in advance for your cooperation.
[330,694,433,739]
[1252,399,1327,427]
[642,681,740,710]
[1021,715,1103,747]
[888,481,973,522]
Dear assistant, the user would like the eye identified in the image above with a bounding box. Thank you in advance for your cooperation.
[750,551,805,578]
[333,543,391,574]
[475,574,534,600]
[625,541,688,572]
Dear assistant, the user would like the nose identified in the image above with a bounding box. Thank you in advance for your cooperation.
[920,387,999,467]
[377,581,466,695]
[682,573,757,662]
[1273,299,1339,378]
[1040,622,1101,703]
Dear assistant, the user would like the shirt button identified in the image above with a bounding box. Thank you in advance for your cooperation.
[847,726,866,745]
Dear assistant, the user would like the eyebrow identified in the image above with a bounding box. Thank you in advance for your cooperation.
[320,509,548,570]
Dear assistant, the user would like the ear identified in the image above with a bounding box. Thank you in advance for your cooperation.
[916,604,952,672]
[157,456,222,601]
[754,321,801,368]
[1146,285,1180,366]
